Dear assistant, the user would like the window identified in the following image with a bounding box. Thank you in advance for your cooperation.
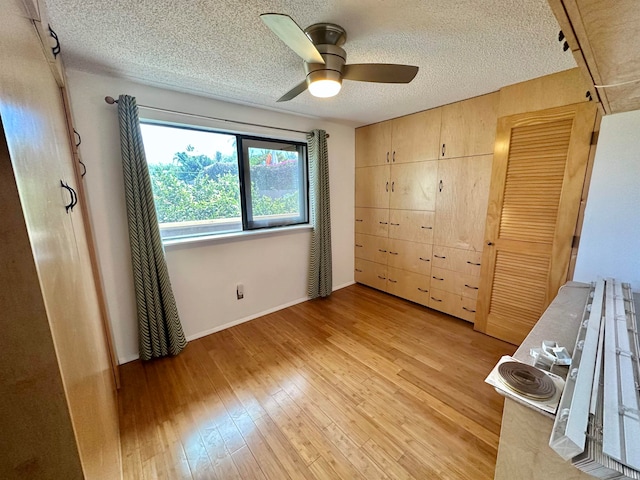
[140,123,308,241]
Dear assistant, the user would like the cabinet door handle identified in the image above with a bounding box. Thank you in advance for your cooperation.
[378,249,387,253]
[388,279,397,283]
[418,288,429,293]
[442,144,445,157]
[421,226,432,230]
[386,181,389,192]
[355,268,363,273]
[386,152,389,163]
[439,179,443,192]
[487,241,494,246]
[466,261,481,266]
[389,251,398,255]
[355,244,363,248]
[432,276,444,281]
[434,255,446,259]
[462,307,476,313]
[392,151,396,162]
[355,219,363,222]
[378,275,387,280]
[431,296,442,302]
[464,284,479,290]
[391,181,395,192]
[379,221,388,225]
[48,25,61,58]
[419,257,430,262]
[390,222,400,226]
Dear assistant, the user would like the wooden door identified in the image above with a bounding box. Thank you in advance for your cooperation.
[440,93,499,159]
[355,165,390,208]
[475,103,597,344]
[389,161,438,210]
[434,155,493,251]
[355,121,392,167]
[390,108,442,164]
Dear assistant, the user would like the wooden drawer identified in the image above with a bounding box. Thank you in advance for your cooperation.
[355,258,387,291]
[428,288,477,323]
[388,209,435,244]
[387,239,432,276]
[355,207,389,237]
[431,246,482,276]
[386,267,431,307]
[355,234,388,264]
[430,267,480,300]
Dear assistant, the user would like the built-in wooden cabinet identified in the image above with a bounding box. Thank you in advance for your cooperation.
[391,108,442,163]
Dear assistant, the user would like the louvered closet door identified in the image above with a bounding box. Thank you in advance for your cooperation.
[475,103,597,345]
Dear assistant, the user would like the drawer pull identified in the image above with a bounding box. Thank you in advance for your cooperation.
[390,222,400,226]
[466,261,481,266]
[355,269,363,272]
[377,275,387,280]
[389,251,398,255]
[431,297,442,302]
[378,249,387,253]
[421,226,433,230]
[434,255,446,259]
[379,221,388,225]
[355,219,363,222]
[419,257,430,262]
[432,276,444,281]
[388,279,397,283]
[391,181,395,192]
[355,244,363,248]
[418,287,429,293]
[462,307,476,313]
[464,284,479,290]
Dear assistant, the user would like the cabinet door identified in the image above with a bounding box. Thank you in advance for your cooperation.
[355,121,392,167]
[355,208,389,237]
[355,165,390,208]
[386,267,431,306]
[387,239,432,276]
[434,155,492,251]
[440,92,499,159]
[355,233,388,264]
[390,108,442,164]
[389,161,438,210]
[389,210,435,243]
[355,258,387,291]
[475,103,597,345]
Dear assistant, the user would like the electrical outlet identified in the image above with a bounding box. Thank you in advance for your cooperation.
[236,283,244,300]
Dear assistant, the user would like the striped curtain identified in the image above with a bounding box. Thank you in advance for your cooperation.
[307,130,332,298]
[117,95,187,360]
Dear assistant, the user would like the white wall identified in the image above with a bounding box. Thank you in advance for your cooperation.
[66,70,355,363]
[574,109,640,291]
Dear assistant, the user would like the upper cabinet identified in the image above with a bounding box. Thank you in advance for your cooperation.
[547,0,640,114]
[355,121,392,167]
[439,92,499,159]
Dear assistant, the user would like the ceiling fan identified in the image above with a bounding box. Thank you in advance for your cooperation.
[260,13,419,102]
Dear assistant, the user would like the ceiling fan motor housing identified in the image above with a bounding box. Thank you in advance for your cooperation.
[304,44,346,86]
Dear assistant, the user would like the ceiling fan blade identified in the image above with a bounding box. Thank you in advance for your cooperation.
[277,80,309,102]
[260,13,325,65]
[343,64,419,83]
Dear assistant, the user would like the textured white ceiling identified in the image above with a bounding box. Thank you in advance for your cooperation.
[44,0,575,126]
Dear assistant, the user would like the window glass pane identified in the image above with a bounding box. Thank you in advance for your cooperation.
[140,123,242,239]
[243,139,307,228]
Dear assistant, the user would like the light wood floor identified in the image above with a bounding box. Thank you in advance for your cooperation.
[119,284,515,479]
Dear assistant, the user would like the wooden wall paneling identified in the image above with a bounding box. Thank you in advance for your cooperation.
[355,165,390,208]
[355,258,388,290]
[434,154,492,251]
[355,121,392,167]
[475,103,597,344]
[387,239,433,276]
[388,210,435,243]
[497,68,593,118]
[439,92,499,159]
[389,161,438,210]
[355,233,389,265]
[390,108,442,164]
[386,267,431,306]
[355,207,389,237]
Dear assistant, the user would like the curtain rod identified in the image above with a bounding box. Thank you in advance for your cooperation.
[104,96,329,138]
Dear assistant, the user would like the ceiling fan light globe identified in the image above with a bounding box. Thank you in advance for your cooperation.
[309,79,342,98]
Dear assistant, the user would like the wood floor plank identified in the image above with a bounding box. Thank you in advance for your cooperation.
[119,284,515,479]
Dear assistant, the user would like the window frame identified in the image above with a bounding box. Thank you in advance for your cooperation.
[139,120,309,242]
